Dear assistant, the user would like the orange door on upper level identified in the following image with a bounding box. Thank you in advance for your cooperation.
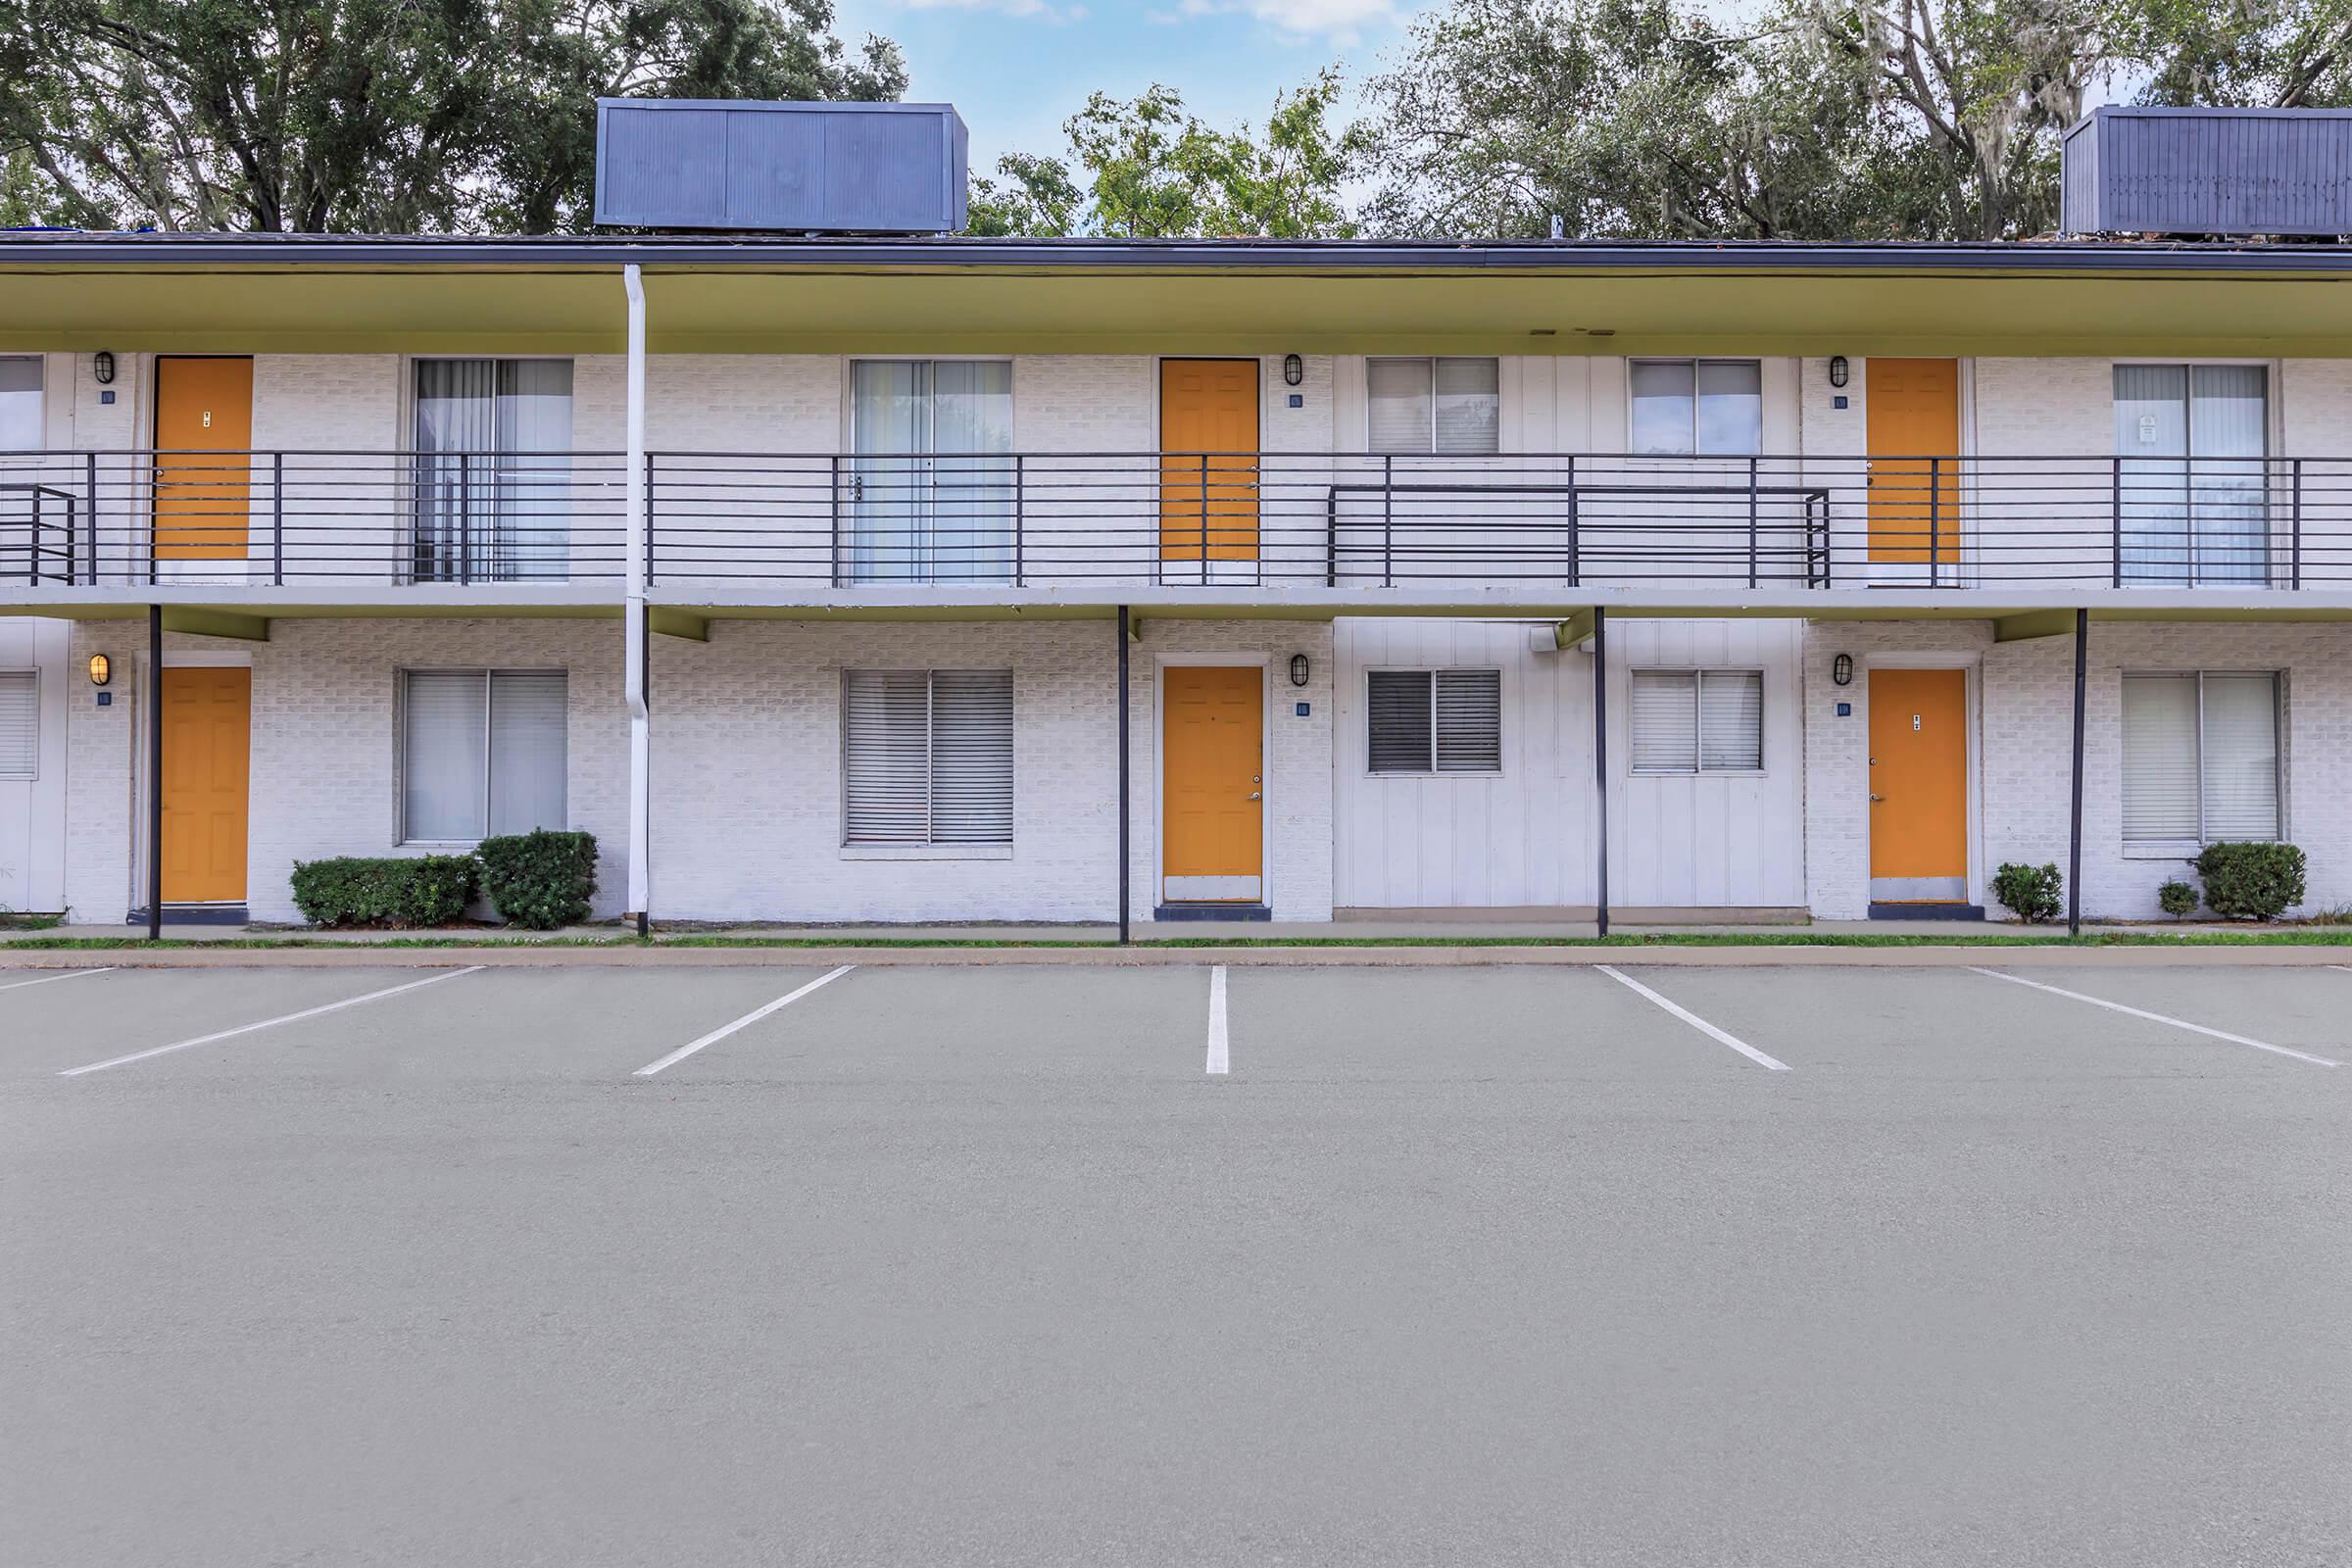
[1162,665,1263,903]
[160,666,251,904]
[1158,359,1259,563]
[1866,359,1960,566]
[154,357,254,561]
[1868,666,1968,903]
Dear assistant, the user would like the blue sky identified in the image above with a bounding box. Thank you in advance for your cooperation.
[829,0,1424,175]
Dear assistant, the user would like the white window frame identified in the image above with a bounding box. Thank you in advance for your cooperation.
[2120,668,2283,848]
[1364,357,1501,456]
[397,667,569,845]
[840,667,1016,853]
[1628,358,1765,456]
[1364,666,1503,777]
[1629,667,1767,776]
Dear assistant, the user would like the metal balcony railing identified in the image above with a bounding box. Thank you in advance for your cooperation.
[0,450,627,587]
[6,448,2349,595]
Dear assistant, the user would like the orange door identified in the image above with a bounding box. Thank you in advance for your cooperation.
[1159,359,1259,563]
[1162,666,1263,902]
[154,357,254,561]
[1865,358,1960,566]
[160,667,251,904]
[1868,667,1968,903]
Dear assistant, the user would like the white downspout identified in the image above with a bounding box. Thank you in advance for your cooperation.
[623,264,651,931]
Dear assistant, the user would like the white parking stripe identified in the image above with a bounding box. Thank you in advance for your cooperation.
[1205,965,1230,1076]
[1595,965,1791,1071]
[58,967,484,1077]
[1969,967,2342,1067]
[631,966,855,1078]
[0,967,117,995]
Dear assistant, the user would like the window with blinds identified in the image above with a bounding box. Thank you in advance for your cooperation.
[2122,672,2279,844]
[1630,670,1764,773]
[843,669,1014,845]
[0,670,35,780]
[401,670,567,842]
[1366,358,1499,455]
[1366,668,1501,774]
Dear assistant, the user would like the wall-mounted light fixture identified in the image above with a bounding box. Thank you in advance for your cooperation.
[1828,356,1849,389]
[92,351,116,386]
[1289,653,1310,688]
[1832,653,1854,687]
[1283,354,1303,387]
[87,653,111,687]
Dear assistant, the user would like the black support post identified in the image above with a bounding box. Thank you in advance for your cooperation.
[1592,605,1609,940]
[1116,606,1131,947]
[146,604,163,941]
[2068,607,2088,939]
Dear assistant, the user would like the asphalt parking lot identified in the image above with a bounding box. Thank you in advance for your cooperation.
[6,959,2350,1567]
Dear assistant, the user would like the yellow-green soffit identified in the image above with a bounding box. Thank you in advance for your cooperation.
[6,262,2352,356]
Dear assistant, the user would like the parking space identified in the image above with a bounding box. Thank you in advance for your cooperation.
[6,957,2350,1568]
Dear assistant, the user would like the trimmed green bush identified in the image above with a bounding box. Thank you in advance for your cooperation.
[2193,841,2306,922]
[2157,879,2199,919]
[1992,861,2063,924]
[476,829,599,930]
[289,855,479,929]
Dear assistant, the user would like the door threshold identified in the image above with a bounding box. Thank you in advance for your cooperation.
[1153,903,1272,923]
[125,904,251,927]
[1867,902,1984,922]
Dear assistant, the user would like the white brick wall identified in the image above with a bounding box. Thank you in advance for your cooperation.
[1803,618,2352,921]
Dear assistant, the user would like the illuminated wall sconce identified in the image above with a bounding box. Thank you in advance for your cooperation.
[88,653,111,687]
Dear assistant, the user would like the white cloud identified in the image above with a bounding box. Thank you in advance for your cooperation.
[897,0,1086,20]
[1154,0,1401,43]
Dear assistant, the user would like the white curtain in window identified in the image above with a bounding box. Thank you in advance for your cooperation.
[849,362,1012,584]
[0,670,35,780]
[1630,671,1699,772]
[0,358,40,451]
[415,361,498,583]
[1366,669,1433,772]
[1367,359,1435,455]
[1433,359,1500,456]
[2115,366,2267,585]
[487,672,567,835]
[495,361,573,581]
[2200,672,2278,840]
[1698,669,1764,770]
[1433,669,1502,771]
[404,671,489,840]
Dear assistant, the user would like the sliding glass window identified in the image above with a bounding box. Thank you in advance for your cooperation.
[413,360,573,583]
[2114,365,2268,586]
[849,361,1014,583]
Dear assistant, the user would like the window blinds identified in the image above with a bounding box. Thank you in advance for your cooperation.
[0,671,35,780]
[2121,672,2278,843]
[1368,359,1498,455]
[843,669,1013,845]
[1632,670,1763,773]
[1367,669,1500,774]
[402,670,567,841]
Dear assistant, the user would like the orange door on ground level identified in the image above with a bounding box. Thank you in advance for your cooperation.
[1162,666,1262,902]
[160,667,251,903]
[154,356,254,561]
[1865,358,1960,566]
[1158,359,1259,563]
[1868,667,1967,901]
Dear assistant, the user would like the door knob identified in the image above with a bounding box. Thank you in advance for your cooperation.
[1248,792,1261,801]
[1870,793,1885,803]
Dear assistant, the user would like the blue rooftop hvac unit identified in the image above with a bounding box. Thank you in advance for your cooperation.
[2062,106,2352,237]
[594,99,969,233]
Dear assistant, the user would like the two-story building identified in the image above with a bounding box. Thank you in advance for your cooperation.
[5,105,2351,931]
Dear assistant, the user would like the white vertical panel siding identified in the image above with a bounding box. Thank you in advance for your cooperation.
[1334,617,1804,909]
